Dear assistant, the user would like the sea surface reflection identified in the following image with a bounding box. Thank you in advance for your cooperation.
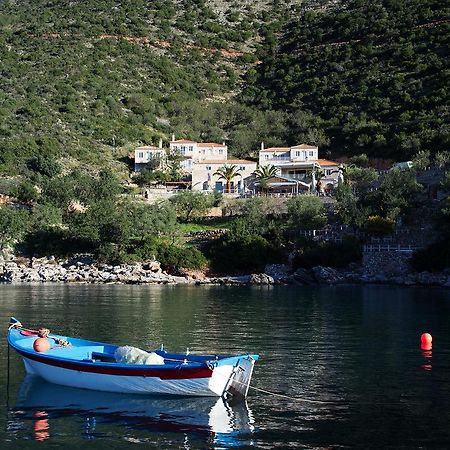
[8,376,255,447]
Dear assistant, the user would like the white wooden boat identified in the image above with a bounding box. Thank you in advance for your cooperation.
[7,317,259,399]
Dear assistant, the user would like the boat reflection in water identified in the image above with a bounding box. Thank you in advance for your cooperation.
[9,375,255,447]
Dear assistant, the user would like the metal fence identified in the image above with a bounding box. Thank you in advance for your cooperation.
[363,244,422,253]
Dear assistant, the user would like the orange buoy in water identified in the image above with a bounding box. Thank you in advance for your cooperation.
[33,337,50,352]
[421,332,432,350]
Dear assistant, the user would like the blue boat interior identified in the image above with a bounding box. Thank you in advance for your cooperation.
[8,327,259,368]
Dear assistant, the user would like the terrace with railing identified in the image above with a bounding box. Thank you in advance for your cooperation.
[262,157,295,165]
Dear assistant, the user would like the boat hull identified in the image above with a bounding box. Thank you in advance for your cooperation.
[22,356,222,396]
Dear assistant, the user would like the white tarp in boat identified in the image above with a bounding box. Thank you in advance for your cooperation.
[114,346,165,365]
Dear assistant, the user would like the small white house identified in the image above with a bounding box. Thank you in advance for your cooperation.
[134,139,165,172]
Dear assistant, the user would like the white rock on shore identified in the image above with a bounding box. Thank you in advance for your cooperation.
[0,258,190,285]
[0,257,449,287]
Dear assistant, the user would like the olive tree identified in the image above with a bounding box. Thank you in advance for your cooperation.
[287,195,327,230]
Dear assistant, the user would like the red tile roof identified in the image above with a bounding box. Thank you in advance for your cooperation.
[291,143,318,149]
[227,159,256,164]
[317,159,339,166]
[197,142,226,148]
[171,139,195,144]
[135,145,161,150]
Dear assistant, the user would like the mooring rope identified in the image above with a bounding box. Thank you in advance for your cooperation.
[247,384,338,404]
[8,323,71,347]
[217,367,339,404]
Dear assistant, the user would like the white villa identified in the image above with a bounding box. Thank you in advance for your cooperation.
[134,136,339,196]
[257,143,340,194]
[134,136,256,194]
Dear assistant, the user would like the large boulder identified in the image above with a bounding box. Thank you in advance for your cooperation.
[248,273,274,285]
[264,264,290,281]
[312,266,342,284]
[142,261,162,273]
[292,268,316,285]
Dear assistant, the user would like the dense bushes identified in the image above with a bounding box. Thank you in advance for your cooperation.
[364,216,395,236]
[156,244,207,271]
[287,195,327,230]
[244,0,450,159]
[411,239,450,273]
[292,238,363,270]
[205,232,281,274]
[170,191,217,222]
[204,202,285,273]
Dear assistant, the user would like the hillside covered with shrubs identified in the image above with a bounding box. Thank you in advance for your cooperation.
[0,0,448,175]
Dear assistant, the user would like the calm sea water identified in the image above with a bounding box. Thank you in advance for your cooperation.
[1,284,449,449]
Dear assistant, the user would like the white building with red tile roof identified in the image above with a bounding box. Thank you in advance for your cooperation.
[258,142,340,193]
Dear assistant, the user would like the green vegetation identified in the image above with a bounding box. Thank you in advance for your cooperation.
[170,191,219,222]
[0,0,297,173]
[254,164,278,194]
[333,161,424,228]
[292,238,362,270]
[364,216,396,236]
[287,195,327,230]
[204,197,285,273]
[243,0,449,159]
[0,206,28,251]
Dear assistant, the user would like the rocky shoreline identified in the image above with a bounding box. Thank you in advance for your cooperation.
[0,257,449,288]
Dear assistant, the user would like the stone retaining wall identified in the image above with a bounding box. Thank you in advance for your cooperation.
[362,251,412,277]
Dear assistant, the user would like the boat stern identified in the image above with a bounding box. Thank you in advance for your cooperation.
[208,355,259,400]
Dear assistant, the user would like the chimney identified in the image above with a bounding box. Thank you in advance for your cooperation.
[171,133,175,142]
[158,138,163,148]
[222,141,226,146]
[261,142,265,151]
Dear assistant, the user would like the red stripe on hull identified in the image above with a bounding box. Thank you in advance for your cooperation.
[17,350,213,379]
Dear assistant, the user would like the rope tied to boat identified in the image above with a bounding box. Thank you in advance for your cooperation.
[9,321,71,347]
[215,366,339,405]
[247,385,338,404]
[8,320,22,331]
[38,328,50,338]
[39,329,71,347]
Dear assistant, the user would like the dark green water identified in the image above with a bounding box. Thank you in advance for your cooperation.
[1,284,450,449]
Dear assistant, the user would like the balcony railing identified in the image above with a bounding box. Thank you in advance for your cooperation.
[282,173,308,180]
[262,158,316,166]
[261,157,291,164]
